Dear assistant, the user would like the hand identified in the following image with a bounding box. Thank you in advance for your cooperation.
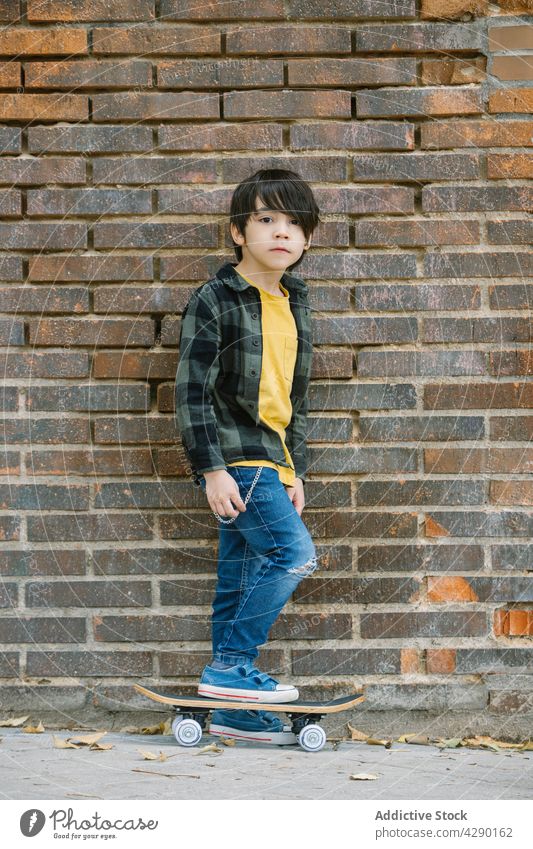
[284,477,305,516]
[203,469,246,519]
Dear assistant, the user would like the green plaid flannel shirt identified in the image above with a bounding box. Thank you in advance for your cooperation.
[175,262,313,488]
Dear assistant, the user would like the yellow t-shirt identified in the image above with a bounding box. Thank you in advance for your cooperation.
[227,271,298,487]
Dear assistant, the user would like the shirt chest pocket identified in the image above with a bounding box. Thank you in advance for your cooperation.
[283,337,298,382]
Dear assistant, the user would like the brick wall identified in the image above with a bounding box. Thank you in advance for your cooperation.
[0,0,532,725]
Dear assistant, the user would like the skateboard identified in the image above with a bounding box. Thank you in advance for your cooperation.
[133,683,365,752]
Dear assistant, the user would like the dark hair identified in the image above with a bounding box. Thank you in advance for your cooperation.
[229,168,320,271]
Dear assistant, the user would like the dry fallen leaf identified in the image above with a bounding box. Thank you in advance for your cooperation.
[350,773,379,781]
[366,737,392,749]
[401,733,431,746]
[0,715,30,727]
[435,738,463,749]
[53,735,80,749]
[68,731,107,746]
[22,721,45,734]
[218,737,236,747]
[89,742,113,751]
[195,742,223,755]
[347,723,369,742]
[137,749,168,761]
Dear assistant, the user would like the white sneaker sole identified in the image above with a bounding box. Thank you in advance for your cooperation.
[198,683,299,703]
[209,723,297,745]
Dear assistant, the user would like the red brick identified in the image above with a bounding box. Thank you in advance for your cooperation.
[421,0,488,17]
[0,28,87,55]
[492,55,533,82]
[25,60,152,89]
[27,0,155,21]
[93,26,220,55]
[487,154,533,179]
[92,92,219,121]
[428,576,478,602]
[227,25,351,55]
[225,89,351,119]
[489,88,533,114]
[420,57,485,85]
[0,94,88,121]
[0,62,20,87]
[489,25,533,51]
[427,649,456,673]
[160,0,284,19]
[400,648,421,673]
[494,609,533,637]
[356,86,483,118]
[422,120,533,148]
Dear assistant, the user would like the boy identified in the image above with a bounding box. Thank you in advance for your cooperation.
[175,168,320,743]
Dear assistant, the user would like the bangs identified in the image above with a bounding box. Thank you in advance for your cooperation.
[230,168,320,240]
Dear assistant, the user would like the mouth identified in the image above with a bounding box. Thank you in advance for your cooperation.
[271,248,290,253]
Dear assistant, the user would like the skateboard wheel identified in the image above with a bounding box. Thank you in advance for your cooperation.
[171,715,184,736]
[173,718,202,747]
[297,724,326,752]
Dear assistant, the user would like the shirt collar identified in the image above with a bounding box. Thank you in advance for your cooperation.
[216,262,308,294]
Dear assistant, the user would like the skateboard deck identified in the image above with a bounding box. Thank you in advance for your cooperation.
[134,683,365,751]
[133,683,365,714]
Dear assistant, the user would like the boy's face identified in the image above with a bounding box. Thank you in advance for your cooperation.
[231,196,310,271]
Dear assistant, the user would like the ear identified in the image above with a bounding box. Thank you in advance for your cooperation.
[230,222,245,245]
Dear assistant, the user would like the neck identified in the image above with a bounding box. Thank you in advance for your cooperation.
[233,259,286,295]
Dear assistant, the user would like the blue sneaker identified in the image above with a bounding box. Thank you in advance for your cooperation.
[209,708,297,745]
[198,662,299,703]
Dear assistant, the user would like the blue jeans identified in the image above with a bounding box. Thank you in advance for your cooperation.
[199,466,318,666]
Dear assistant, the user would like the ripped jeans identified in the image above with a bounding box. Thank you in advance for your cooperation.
[199,465,318,666]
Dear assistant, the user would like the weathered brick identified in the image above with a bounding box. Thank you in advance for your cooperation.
[92,92,219,122]
[489,25,533,51]
[424,511,533,538]
[159,123,283,152]
[489,284,533,309]
[94,222,217,249]
[223,156,347,183]
[315,186,414,214]
[424,447,533,475]
[29,318,154,347]
[421,0,488,18]
[158,59,283,88]
[494,609,533,637]
[424,252,532,278]
[427,576,478,602]
[28,254,152,282]
[27,189,152,217]
[456,649,533,673]
[0,222,86,250]
[489,88,533,114]
[26,60,152,89]
[93,157,216,184]
[492,55,533,82]
[28,125,153,153]
[0,61,20,87]
[364,682,487,711]
[1,418,89,444]
[0,483,89,510]
[357,86,483,118]
[0,549,86,577]
[288,57,417,86]
[293,576,420,604]
[487,220,533,244]
[426,649,456,674]
[357,479,484,507]
[425,382,533,409]
[355,284,480,314]
[0,94,88,121]
[357,543,484,572]
[28,385,149,412]
[0,189,20,216]
[423,185,533,212]
[227,25,351,54]
[28,448,152,477]
[352,152,479,181]
[160,0,285,18]
[26,651,152,677]
[0,1,19,22]
[420,57,486,85]
[28,514,153,542]
[0,618,85,643]
[295,128,410,160]
[422,120,533,148]
[93,25,220,55]
[225,89,351,119]
[487,154,533,180]
[27,0,155,21]
[290,1,416,20]
[292,649,401,675]
[355,219,479,246]
[302,252,417,279]
[356,23,483,52]
[361,612,487,639]
[0,158,85,185]
[0,28,87,55]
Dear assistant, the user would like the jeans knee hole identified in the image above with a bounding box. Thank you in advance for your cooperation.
[288,555,318,577]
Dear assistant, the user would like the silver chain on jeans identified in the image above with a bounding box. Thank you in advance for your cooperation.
[212,466,263,524]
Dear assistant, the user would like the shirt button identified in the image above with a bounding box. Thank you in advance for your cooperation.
[251,313,258,319]
[250,369,257,376]
[252,339,259,346]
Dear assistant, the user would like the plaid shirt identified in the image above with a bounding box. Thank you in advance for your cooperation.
[175,262,313,488]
